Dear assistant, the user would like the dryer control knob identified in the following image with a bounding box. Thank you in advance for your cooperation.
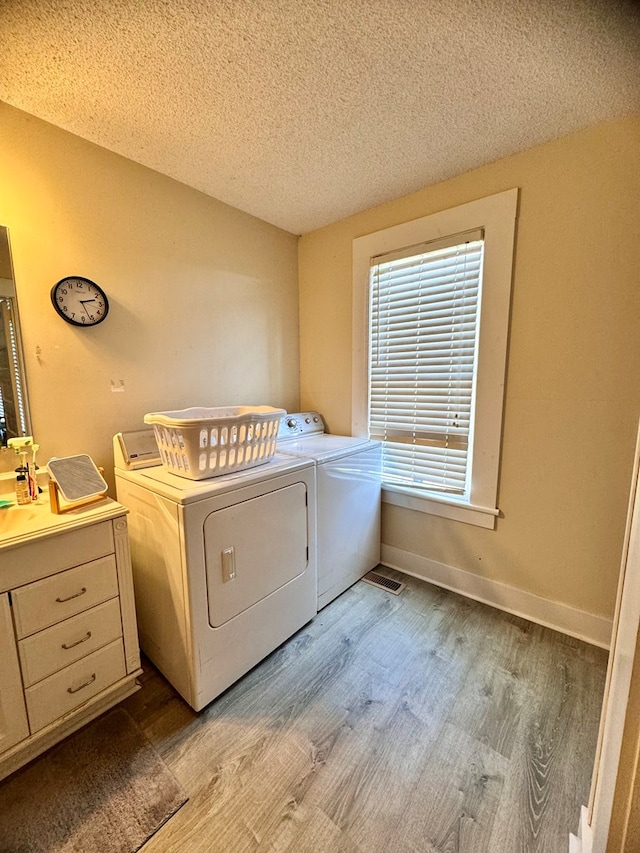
[287,418,297,428]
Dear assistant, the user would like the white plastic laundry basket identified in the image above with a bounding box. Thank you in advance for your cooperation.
[144,406,285,480]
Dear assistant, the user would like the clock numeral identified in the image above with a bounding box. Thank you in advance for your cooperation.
[63,306,68,312]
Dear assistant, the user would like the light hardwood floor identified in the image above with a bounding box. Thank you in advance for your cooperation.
[124,569,608,853]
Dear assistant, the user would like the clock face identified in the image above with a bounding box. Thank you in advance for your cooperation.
[50,277,109,327]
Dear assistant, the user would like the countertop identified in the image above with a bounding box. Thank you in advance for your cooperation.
[0,496,127,551]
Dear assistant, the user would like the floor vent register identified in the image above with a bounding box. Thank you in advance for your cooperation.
[362,570,406,595]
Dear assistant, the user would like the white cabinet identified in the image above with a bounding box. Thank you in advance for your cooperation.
[0,498,141,780]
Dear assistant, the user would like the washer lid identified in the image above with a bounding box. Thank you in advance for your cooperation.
[278,434,379,463]
[114,452,313,504]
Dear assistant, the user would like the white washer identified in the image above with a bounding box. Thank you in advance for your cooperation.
[113,431,317,711]
[277,413,381,609]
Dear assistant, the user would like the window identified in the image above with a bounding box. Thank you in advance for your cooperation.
[352,189,518,529]
[369,230,484,496]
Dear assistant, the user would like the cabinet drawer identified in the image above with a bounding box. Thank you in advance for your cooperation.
[1,521,114,591]
[12,556,118,639]
[18,598,123,687]
[25,639,126,733]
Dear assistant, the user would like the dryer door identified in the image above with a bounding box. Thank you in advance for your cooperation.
[204,482,309,627]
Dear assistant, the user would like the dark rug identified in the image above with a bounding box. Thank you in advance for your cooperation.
[0,707,187,853]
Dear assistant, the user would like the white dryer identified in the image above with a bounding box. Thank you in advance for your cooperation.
[277,413,381,610]
[113,430,317,711]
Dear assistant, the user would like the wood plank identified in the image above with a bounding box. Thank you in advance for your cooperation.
[488,624,608,851]
[394,722,508,853]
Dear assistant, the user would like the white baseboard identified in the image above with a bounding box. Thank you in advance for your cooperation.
[570,832,582,853]
[381,545,613,649]
[569,806,593,853]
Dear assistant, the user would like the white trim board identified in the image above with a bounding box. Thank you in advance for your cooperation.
[381,545,613,649]
[587,420,640,851]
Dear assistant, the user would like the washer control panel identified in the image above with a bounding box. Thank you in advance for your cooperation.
[278,411,325,439]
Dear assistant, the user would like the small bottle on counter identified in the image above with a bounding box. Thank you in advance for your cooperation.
[15,469,30,505]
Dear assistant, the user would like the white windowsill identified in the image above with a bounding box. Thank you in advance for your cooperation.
[382,485,499,529]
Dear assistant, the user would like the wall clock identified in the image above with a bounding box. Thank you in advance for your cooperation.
[50,276,109,327]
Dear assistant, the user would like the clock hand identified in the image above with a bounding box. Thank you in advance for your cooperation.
[78,298,96,317]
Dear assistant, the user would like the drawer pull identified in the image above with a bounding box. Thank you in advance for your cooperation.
[56,587,87,603]
[67,673,96,694]
[61,631,92,650]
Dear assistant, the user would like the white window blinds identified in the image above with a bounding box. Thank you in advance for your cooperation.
[368,229,484,495]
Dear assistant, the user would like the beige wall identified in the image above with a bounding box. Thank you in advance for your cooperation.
[299,114,640,620]
[0,103,300,488]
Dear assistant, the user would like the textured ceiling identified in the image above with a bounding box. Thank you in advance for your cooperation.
[1,0,639,234]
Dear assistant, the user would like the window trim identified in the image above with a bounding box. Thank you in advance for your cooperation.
[352,188,518,529]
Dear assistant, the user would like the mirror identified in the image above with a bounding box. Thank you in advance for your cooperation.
[47,455,108,502]
[0,226,31,447]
